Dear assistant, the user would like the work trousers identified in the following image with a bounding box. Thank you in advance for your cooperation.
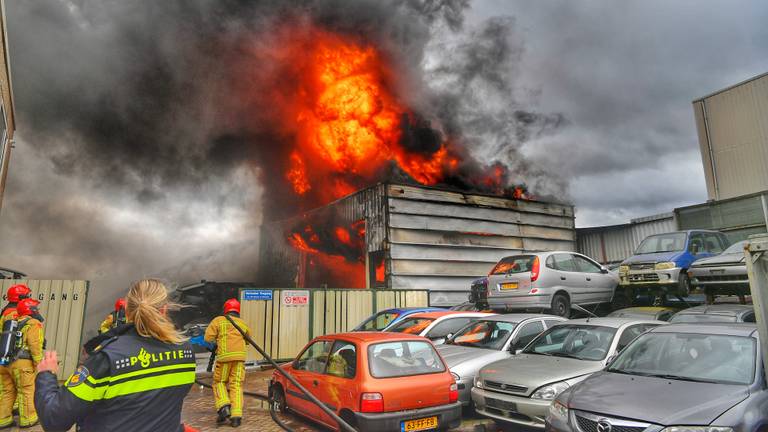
[213,360,245,418]
[0,360,37,427]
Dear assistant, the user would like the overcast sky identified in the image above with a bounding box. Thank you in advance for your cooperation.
[472,0,768,226]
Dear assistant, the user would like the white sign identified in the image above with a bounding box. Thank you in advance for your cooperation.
[281,290,310,307]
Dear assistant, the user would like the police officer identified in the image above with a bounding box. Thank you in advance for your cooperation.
[34,279,197,431]
[204,299,251,428]
[0,284,31,428]
[99,298,127,334]
[6,298,44,428]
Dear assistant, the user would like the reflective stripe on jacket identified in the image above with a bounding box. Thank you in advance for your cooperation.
[35,326,195,432]
[204,314,251,362]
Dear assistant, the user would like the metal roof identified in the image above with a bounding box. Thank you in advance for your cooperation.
[692,70,768,102]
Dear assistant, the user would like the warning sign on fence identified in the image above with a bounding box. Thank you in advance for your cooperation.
[281,290,310,307]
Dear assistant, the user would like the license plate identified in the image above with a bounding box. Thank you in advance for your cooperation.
[401,416,438,432]
[710,269,725,274]
[500,282,518,290]
[486,397,517,412]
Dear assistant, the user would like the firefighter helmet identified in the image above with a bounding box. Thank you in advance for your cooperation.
[223,298,240,315]
[7,284,31,303]
[115,298,127,312]
[17,298,40,317]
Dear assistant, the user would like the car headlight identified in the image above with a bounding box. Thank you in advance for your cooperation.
[661,428,733,432]
[474,376,483,389]
[451,372,460,381]
[655,262,676,270]
[619,265,629,274]
[531,381,569,400]
[548,400,569,422]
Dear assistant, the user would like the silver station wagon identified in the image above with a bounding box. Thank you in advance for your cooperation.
[485,252,622,317]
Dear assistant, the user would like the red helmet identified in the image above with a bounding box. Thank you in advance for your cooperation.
[17,298,40,317]
[115,298,127,312]
[223,298,240,315]
[7,284,31,303]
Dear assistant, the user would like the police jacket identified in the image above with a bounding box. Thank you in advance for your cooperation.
[35,325,196,432]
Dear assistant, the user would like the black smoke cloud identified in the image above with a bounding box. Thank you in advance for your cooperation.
[0,0,564,328]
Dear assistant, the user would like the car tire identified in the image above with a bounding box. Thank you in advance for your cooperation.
[340,411,357,429]
[551,293,571,317]
[678,272,691,297]
[271,385,288,414]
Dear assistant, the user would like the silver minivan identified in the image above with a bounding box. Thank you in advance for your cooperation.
[485,252,621,317]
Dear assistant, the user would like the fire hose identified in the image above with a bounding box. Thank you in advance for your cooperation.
[222,314,358,432]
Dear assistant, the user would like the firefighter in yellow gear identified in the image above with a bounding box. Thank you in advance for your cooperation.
[0,284,32,428]
[2,298,44,428]
[98,298,127,334]
[204,298,251,428]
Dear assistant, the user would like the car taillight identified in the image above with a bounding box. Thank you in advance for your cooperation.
[361,392,384,413]
[449,383,458,403]
[531,256,541,282]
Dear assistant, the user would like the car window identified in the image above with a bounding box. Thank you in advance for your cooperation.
[490,255,536,275]
[688,233,705,254]
[359,311,400,331]
[574,255,602,273]
[553,254,578,272]
[658,311,673,322]
[294,341,332,373]
[703,233,724,254]
[723,241,748,254]
[524,325,618,361]
[514,321,545,349]
[426,317,474,340]
[368,341,446,378]
[387,317,435,334]
[636,233,686,254]
[544,319,564,329]
[449,320,517,350]
[616,324,654,352]
[743,313,756,323]
[546,255,556,270]
[325,341,357,379]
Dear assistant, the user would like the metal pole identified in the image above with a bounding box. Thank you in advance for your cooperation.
[745,234,768,375]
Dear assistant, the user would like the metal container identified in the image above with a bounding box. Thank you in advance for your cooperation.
[577,213,676,264]
[259,183,575,306]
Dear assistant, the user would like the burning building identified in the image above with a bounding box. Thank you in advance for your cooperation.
[259,183,575,306]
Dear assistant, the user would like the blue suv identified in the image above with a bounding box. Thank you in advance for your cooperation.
[618,230,729,299]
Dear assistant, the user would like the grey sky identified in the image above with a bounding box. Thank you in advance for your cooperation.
[470,0,768,226]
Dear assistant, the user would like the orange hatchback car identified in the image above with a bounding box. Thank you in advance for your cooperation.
[269,332,462,431]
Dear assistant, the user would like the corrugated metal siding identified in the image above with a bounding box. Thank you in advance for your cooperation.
[694,73,768,200]
[386,184,575,306]
[676,192,768,242]
[577,214,677,264]
[0,280,89,380]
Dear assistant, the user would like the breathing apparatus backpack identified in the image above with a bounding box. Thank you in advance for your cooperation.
[0,318,20,366]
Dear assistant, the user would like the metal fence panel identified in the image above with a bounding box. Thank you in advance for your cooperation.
[0,280,88,380]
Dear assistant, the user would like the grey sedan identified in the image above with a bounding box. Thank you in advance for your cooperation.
[689,240,750,303]
[485,252,621,317]
[669,304,755,324]
[547,323,766,432]
[437,314,566,406]
[472,318,664,430]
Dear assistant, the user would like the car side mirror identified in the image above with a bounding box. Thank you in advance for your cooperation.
[515,349,524,355]
[600,266,609,274]
[509,339,522,353]
[606,355,617,366]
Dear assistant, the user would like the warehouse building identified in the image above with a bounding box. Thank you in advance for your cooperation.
[259,183,575,306]
[0,0,15,214]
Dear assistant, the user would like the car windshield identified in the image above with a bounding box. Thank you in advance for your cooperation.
[608,333,755,385]
[387,317,435,334]
[368,341,446,378]
[357,311,401,331]
[490,255,535,275]
[636,233,687,254]
[722,241,748,255]
[524,325,617,361]
[448,320,518,350]
[669,313,737,324]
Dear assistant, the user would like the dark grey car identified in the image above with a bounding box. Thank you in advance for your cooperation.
[547,323,767,432]
[669,304,755,324]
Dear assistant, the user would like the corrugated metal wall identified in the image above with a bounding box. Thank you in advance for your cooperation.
[693,72,768,201]
[386,185,575,305]
[240,288,428,363]
[676,191,768,242]
[577,213,677,264]
[0,280,89,380]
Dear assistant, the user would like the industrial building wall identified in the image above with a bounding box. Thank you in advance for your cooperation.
[693,72,768,201]
[676,191,768,242]
[1,280,89,380]
[577,213,676,264]
[0,0,16,214]
[386,185,575,305]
